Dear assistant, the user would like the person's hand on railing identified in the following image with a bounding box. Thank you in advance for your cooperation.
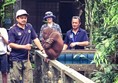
[40,49,46,54]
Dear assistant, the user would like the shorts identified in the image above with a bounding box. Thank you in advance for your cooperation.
[0,53,8,73]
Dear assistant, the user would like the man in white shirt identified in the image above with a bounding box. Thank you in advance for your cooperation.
[0,27,9,83]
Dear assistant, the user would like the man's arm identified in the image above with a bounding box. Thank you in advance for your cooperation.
[0,28,8,44]
[70,41,89,48]
[77,41,89,46]
[9,43,31,50]
[0,35,8,44]
[33,38,44,52]
[62,44,68,51]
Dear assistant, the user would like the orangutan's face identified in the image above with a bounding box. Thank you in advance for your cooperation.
[42,27,53,40]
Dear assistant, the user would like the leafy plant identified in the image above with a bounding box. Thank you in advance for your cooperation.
[92,0,118,65]
[0,0,16,26]
[114,75,118,83]
[85,0,118,83]
[91,64,118,83]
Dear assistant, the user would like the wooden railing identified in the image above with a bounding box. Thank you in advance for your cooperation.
[33,50,95,83]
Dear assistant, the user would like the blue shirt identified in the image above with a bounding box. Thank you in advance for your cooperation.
[9,23,37,61]
[64,28,89,49]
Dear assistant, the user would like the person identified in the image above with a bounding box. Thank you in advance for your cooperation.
[39,11,62,41]
[8,9,45,83]
[63,16,89,50]
[0,27,9,83]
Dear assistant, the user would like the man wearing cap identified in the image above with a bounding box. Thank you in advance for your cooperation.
[39,11,62,41]
[8,9,45,83]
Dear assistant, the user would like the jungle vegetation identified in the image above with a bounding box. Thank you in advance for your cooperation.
[85,0,118,83]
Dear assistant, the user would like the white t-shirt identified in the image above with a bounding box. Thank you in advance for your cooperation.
[0,28,8,55]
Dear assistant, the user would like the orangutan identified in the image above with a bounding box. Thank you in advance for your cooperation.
[42,27,63,60]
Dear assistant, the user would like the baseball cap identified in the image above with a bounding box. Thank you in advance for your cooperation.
[16,9,29,18]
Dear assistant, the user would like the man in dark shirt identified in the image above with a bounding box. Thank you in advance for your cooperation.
[8,9,44,83]
[63,16,89,50]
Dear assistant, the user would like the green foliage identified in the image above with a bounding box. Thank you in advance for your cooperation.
[114,75,118,83]
[94,27,118,65]
[92,0,118,65]
[0,0,16,26]
[91,64,118,83]
[85,0,118,83]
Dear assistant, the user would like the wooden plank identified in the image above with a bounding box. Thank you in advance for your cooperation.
[63,67,95,83]
[66,64,97,71]
[62,50,96,54]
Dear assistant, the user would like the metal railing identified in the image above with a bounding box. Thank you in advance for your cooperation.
[34,50,95,83]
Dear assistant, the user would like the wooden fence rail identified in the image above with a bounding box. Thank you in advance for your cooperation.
[34,50,95,83]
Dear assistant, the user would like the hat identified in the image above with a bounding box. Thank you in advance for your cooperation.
[16,9,29,18]
[43,11,55,20]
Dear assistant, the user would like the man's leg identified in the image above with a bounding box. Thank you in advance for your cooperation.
[10,61,22,83]
[2,72,8,83]
[24,61,33,83]
[1,54,8,83]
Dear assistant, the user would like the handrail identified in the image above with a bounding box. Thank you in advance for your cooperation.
[34,50,95,83]
[62,49,96,54]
